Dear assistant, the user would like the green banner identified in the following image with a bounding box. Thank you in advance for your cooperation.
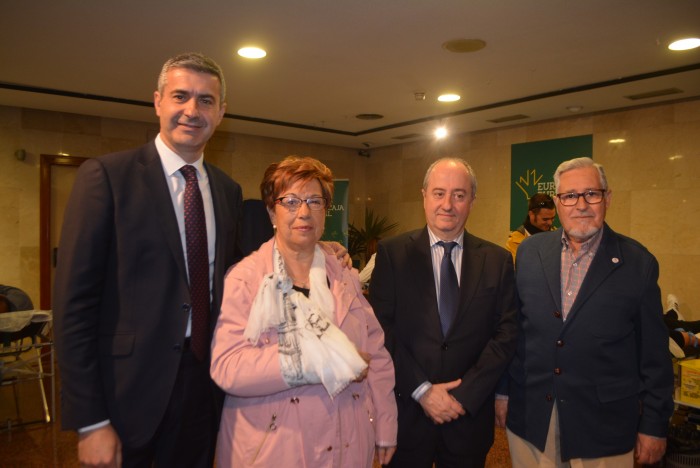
[510,135,592,230]
[322,179,349,247]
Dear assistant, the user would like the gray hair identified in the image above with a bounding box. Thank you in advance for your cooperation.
[423,157,477,198]
[553,157,608,192]
[157,52,226,104]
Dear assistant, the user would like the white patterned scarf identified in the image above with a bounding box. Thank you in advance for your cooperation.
[244,243,367,397]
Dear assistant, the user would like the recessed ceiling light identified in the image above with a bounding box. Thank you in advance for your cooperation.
[668,38,700,51]
[669,155,684,161]
[435,127,448,139]
[608,138,626,144]
[437,94,460,102]
[237,47,267,59]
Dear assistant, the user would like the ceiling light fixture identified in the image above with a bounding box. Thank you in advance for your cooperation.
[435,127,448,139]
[608,138,626,144]
[668,38,700,51]
[237,47,267,59]
[437,94,460,102]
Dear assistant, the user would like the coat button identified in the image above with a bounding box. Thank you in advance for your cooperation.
[173,343,182,351]
[553,310,562,318]
[182,303,190,311]
[554,368,561,375]
[442,343,448,350]
[556,340,564,347]
[546,394,553,401]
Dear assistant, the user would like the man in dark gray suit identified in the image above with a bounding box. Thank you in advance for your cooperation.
[370,158,518,467]
[54,52,242,467]
[503,157,674,466]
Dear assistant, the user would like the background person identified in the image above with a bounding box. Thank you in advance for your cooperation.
[503,157,673,466]
[210,156,397,467]
[505,192,556,263]
[370,157,518,467]
[54,52,243,467]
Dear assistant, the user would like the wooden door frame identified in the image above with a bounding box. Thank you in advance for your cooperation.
[39,154,88,309]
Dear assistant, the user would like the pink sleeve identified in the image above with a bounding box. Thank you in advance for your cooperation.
[353,272,398,446]
[210,259,289,397]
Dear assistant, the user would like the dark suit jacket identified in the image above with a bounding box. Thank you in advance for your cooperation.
[506,224,674,461]
[370,227,518,456]
[53,141,242,446]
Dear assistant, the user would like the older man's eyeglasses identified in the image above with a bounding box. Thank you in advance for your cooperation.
[275,196,328,211]
[555,189,606,206]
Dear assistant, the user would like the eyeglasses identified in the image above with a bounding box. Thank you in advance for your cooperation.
[555,189,606,206]
[275,196,328,211]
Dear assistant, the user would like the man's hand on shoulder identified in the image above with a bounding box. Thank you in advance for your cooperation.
[320,241,352,269]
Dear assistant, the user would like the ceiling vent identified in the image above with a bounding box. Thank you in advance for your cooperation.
[624,88,683,100]
[487,114,530,123]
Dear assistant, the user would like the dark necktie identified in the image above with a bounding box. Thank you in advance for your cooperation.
[437,241,459,336]
[180,165,210,360]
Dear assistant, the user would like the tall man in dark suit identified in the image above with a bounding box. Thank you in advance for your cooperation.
[54,53,242,467]
[503,157,673,466]
[370,158,518,467]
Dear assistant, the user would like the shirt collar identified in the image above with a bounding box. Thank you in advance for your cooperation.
[560,226,603,254]
[427,227,464,248]
[155,134,206,178]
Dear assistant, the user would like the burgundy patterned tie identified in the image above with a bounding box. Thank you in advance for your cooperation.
[180,165,210,360]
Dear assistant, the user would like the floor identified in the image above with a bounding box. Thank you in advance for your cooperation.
[0,358,511,467]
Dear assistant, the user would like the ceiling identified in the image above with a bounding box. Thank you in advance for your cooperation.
[2,0,700,150]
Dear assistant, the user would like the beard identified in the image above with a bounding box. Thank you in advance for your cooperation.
[565,224,601,243]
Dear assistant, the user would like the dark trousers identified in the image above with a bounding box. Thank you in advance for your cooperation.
[121,347,223,468]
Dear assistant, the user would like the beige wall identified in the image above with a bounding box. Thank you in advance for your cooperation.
[1,98,699,318]
[365,98,700,319]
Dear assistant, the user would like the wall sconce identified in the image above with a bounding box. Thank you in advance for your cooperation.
[15,149,26,161]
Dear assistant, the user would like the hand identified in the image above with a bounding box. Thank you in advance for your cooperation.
[419,379,465,424]
[78,424,122,467]
[635,433,666,465]
[353,350,371,382]
[376,445,397,465]
[494,398,508,428]
[320,241,352,269]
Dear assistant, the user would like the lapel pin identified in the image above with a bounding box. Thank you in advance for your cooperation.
[612,257,619,264]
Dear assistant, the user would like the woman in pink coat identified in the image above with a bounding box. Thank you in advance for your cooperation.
[210,156,397,467]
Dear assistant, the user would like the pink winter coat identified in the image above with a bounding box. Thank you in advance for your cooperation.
[210,238,398,467]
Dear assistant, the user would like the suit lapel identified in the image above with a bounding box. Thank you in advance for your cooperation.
[407,228,443,335]
[540,231,563,312]
[140,144,189,285]
[456,232,485,325]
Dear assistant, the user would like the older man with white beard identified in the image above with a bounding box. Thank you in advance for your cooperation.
[500,157,673,467]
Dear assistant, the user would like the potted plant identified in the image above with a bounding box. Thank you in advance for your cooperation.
[348,208,399,267]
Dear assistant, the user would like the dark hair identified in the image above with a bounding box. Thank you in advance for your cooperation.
[157,52,226,104]
[260,156,334,210]
[528,193,554,213]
